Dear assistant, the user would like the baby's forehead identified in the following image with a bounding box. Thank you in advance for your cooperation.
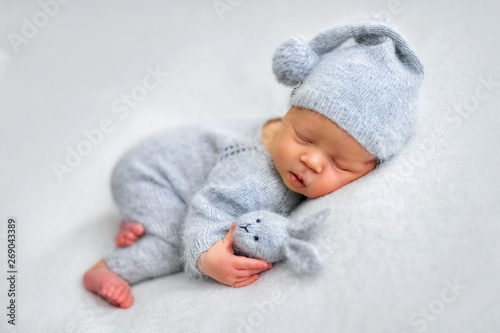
[295,109,375,160]
[297,110,351,139]
[296,108,344,129]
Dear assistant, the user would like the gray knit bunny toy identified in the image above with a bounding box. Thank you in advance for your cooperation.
[233,209,331,274]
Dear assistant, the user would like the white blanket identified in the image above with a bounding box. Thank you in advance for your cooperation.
[1,0,499,332]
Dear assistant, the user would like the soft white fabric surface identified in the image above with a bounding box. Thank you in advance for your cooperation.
[1,1,499,332]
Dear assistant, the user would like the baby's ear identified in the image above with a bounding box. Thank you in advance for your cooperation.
[288,208,331,240]
[283,238,324,274]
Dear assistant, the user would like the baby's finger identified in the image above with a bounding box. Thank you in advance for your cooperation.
[223,223,236,248]
[232,274,259,288]
[234,268,268,277]
[232,275,254,283]
[233,256,269,270]
[226,222,236,238]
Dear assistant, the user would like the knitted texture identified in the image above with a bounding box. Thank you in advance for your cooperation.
[233,209,330,273]
[272,17,424,161]
[106,118,305,283]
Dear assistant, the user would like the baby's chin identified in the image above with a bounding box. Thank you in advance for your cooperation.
[283,182,313,198]
[285,183,335,199]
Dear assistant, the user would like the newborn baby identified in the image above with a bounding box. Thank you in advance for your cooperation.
[83,17,424,308]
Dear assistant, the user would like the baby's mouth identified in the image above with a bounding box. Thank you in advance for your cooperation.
[289,172,305,188]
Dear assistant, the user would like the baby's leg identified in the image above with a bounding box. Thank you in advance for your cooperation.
[109,173,186,283]
[106,233,184,285]
[115,221,144,248]
[97,135,188,287]
[84,233,183,308]
[110,136,188,244]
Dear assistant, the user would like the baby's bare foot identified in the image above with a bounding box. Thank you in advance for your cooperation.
[115,221,144,247]
[83,259,134,309]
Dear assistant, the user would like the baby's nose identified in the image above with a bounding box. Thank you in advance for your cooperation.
[300,151,324,173]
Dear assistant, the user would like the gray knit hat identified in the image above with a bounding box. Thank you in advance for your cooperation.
[272,18,424,161]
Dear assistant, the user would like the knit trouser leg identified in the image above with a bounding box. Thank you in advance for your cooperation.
[107,144,188,284]
[106,234,183,284]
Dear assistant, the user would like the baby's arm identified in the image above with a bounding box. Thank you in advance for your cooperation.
[183,148,277,284]
[197,223,271,287]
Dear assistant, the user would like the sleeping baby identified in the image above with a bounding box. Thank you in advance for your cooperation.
[83,17,424,308]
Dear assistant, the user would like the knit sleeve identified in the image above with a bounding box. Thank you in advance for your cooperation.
[182,148,272,279]
[182,189,238,280]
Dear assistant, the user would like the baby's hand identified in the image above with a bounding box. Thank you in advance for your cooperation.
[197,223,272,288]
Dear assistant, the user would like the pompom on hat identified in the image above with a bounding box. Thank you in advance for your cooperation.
[272,17,424,161]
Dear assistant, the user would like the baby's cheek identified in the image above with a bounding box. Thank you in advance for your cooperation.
[277,133,296,153]
[273,143,291,167]
[315,173,341,197]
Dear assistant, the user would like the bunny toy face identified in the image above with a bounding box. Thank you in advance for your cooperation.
[232,209,331,274]
[233,211,290,262]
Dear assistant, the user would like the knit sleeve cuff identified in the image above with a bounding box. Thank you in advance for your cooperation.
[183,232,225,280]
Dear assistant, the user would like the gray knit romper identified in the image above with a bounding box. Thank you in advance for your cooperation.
[105,118,305,284]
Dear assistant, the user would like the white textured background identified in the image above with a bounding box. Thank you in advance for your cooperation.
[1,1,499,332]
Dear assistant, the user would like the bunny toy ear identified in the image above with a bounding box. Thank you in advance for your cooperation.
[288,208,331,240]
[283,238,324,274]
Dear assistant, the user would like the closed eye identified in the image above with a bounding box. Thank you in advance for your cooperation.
[294,128,311,144]
[331,158,349,172]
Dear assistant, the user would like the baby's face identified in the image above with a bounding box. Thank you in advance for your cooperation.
[269,107,377,198]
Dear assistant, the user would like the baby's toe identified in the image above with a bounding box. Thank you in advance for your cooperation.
[124,230,138,241]
[115,236,128,247]
[131,223,144,236]
[120,293,134,309]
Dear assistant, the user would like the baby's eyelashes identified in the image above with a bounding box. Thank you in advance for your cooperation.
[330,158,349,172]
[294,129,312,144]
